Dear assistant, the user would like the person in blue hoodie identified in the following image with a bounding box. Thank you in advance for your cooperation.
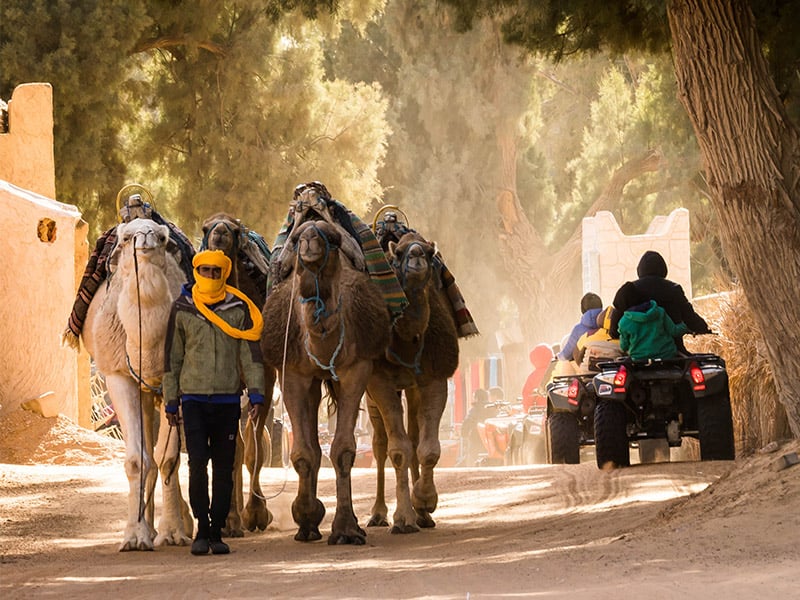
[556,293,604,363]
[618,299,690,360]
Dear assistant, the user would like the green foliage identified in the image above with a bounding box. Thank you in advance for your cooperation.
[441,0,671,59]
[1,0,390,243]
[0,0,152,230]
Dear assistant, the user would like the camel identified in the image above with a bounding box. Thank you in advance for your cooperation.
[261,220,390,545]
[200,212,275,536]
[81,218,193,551]
[365,232,460,532]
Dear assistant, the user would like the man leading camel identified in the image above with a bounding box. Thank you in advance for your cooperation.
[163,249,266,556]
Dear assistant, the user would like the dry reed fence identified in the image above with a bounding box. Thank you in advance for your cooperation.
[689,287,792,456]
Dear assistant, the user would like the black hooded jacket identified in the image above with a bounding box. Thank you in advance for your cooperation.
[609,251,711,347]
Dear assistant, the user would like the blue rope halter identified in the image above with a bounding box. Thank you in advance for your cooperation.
[297,224,338,324]
[303,312,346,381]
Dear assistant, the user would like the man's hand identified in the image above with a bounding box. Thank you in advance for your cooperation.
[166,412,181,427]
[249,403,263,423]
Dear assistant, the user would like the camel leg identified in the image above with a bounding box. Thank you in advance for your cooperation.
[153,404,193,546]
[242,405,273,531]
[408,382,447,528]
[365,394,389,527]
[284,374,325,542]
[327,363,374,545]
[106,373,159,551]
[366,381,418,534]
[224,401,246,538]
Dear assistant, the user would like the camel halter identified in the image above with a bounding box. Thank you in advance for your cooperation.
[297,224,340,324]
[385,241,431,375]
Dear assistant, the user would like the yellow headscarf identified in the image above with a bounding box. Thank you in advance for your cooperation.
[191,250,263,341]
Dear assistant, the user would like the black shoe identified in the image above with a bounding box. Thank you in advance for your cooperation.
[191,537,210,555]
[209,538,230,554]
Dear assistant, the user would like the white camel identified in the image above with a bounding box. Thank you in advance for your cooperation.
[82,218,193,551]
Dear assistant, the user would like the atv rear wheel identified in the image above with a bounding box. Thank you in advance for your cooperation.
[594,400,630,469]
[697,392,735,460]
[546,413,580,464]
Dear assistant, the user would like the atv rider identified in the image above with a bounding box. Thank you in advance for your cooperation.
[618,299,689,360]
[556,292,604,367]
[609,250,711,355]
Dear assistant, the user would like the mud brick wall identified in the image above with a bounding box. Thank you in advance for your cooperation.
[0,83,89,425]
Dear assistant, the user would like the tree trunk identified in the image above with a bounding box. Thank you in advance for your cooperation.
[668,0,800,437]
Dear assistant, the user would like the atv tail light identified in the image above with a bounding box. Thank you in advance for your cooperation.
[613,365,627,393]
[689,362,706,391]
[567,379,580,405]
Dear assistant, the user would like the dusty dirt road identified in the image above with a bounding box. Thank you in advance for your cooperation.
[1,411,798,599]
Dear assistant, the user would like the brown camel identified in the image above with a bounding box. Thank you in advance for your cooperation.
[81,218,194,550]
[365,232,460,532]
[261,220,390,544]
[200,212,275,536]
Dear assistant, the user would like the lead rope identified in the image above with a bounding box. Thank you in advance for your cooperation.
[132,234,180,522]
[132,240,147,523]
[252,272,298,502]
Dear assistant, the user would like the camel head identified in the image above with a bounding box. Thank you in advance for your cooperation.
[292,220,342,265]
[289,220,344,302]
[202,212,242,257]
[109,219,172,276]
[111,218,178,388]
[388,232,437,293]
[387,232,437,355]
[202,212,242,286]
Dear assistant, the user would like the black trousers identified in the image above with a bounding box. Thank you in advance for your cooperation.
[181,402,240,534]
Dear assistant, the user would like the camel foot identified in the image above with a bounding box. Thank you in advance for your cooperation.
[119,539,155,552]
[415,511,436,529]
[243,498,273,532]
[294,526,323,542]
[119,523,156,551]
[367,514,389,527]
[154,530,192,547]
[222,525,245,538]
[390,523,420,534]
[328,530,367,545]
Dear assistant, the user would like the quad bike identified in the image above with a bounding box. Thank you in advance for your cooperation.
[591,353,735,469]
[544,372,597,464]
[543,342,626,464]
[510,405,547,465]
[476,403,525,466]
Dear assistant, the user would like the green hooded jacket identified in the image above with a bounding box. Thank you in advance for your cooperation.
[618,300,689,360]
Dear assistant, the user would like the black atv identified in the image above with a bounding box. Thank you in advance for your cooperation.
[591,353,735,469]
[544,373,597,464]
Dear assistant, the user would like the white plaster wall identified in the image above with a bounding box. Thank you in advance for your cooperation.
[0,84,55,199]
[0,181,84,419]
[0,83,89,424]
[582,209,692,306]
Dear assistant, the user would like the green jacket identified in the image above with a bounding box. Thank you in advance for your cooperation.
[163,286,266,409]
[618,300,689,360]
